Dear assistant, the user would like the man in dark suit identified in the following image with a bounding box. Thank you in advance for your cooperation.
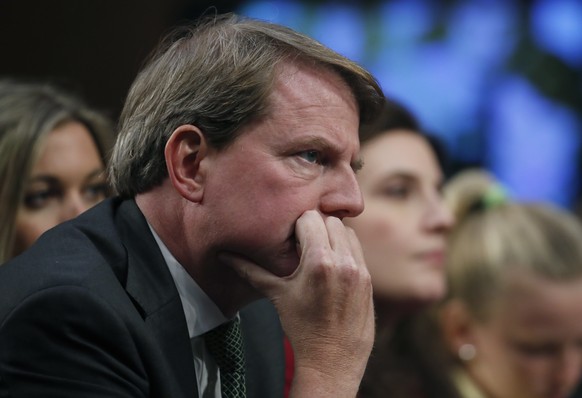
[0,13,384,397]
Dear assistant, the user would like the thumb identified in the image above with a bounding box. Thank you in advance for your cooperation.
[218,252,283,298]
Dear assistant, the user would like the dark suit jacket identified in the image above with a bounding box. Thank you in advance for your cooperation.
[0,198,285,397]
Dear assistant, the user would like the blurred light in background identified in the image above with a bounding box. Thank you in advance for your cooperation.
[239,0,582,208]
[531,0,582,67]
[488,76,580,207]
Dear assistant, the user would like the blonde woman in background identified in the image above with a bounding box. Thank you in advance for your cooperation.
[439,169,582,398]
[0,80,115,264]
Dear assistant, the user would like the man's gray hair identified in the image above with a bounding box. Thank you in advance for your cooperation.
[109,13,384,198]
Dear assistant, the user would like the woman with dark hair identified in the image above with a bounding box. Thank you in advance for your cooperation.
[343,98,457,398]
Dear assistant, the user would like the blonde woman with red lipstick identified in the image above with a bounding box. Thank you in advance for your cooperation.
[343,99,456,398]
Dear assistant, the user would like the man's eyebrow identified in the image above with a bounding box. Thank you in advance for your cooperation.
[294,136,333,149]
[281,136,335,155]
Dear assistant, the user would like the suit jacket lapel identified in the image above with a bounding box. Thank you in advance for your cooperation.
[116,199,198,398]
[113,199,285,398]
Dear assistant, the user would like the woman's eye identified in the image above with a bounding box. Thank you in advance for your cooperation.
[23,189,58,210]
[297,150,323,164]
[83,183,110,202]
[384,185,410,199]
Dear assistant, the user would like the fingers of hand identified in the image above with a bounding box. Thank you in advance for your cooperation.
[301,212,365,268]
[282,212,374,364]
[344,225,366,266]
[294,210,331,257]
[295,211,370,293]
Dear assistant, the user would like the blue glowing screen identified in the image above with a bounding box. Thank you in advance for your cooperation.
[238,0,582,208]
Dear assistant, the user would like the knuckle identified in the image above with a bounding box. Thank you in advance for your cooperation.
[318,254,335,270]
[311,247,333,267]
[309,251,335,280]
[360,268,372,287]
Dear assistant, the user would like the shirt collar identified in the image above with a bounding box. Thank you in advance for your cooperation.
[148,224,228,338]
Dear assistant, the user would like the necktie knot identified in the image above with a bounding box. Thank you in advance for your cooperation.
[204,319,246,398]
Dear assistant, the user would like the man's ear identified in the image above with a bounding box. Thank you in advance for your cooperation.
[439,299,478,359]
[165,124,209,203]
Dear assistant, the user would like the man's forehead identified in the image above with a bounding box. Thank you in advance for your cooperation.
[271,60,357,109]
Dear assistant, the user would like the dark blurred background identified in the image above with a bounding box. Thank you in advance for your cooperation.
[1,0,581,208]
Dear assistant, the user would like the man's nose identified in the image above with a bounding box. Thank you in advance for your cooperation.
[319,167,364,219]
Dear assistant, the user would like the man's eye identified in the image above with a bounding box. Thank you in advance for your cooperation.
[297,150,323,164]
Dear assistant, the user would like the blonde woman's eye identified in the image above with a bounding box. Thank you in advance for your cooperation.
[23,189,60,210]
[83,183,109,202]
[513,342,559,358]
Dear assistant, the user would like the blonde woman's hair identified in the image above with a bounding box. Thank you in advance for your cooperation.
[444,169,582,321]
[0,80,114,264]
